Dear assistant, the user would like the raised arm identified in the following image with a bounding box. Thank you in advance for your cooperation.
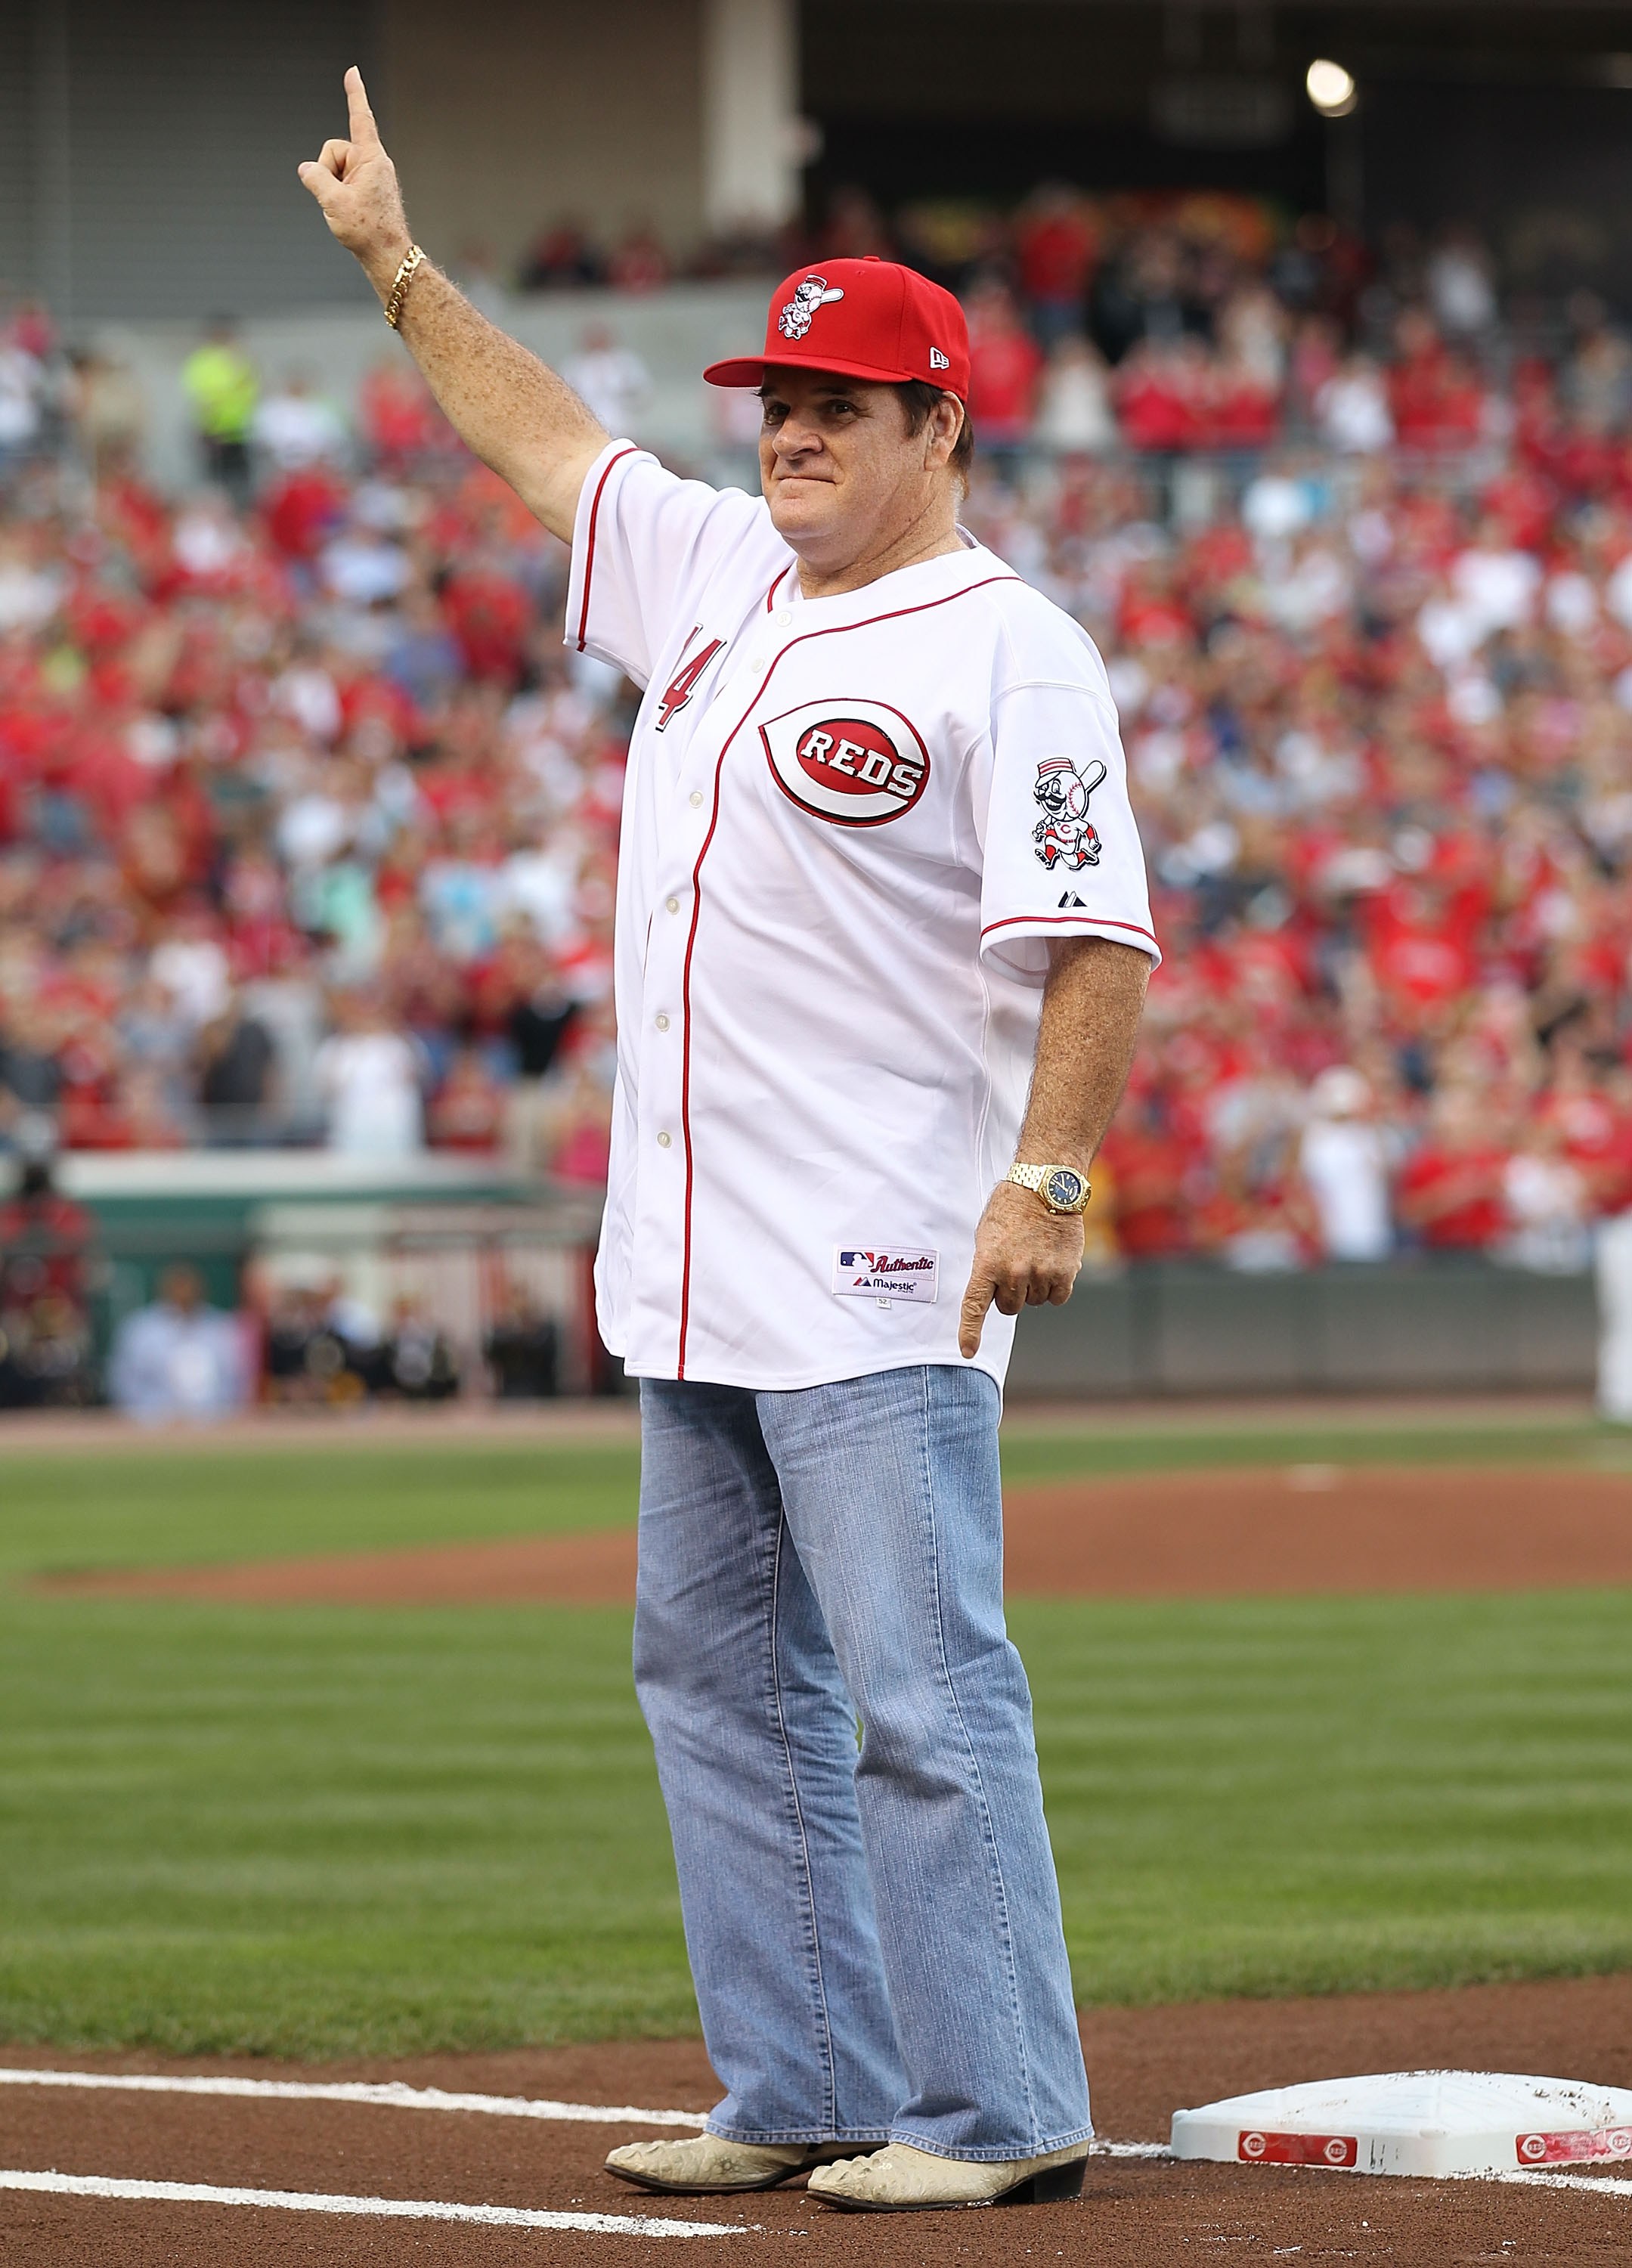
[958,935,1150,1358]
[299,67,607,543]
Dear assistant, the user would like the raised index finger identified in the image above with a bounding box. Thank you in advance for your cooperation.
[345,64,379,146]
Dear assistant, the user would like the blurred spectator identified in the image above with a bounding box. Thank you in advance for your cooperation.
[1388,308,1486,453]
[1394,1090,1508,1253]
[1500,1126,1590,1273]
[263,1270,381,1403]
[0,326,45,472]
[503,947,578,1178]
[314,993,426,1157]
[197,996,278,1144]
[1316,355,1394,454]
[1033,338,1116,454]
[379,1294,459,1399]
[966,281,1043,464]
[358,357,443,469]
[484,1280,559,1397]
[67,348,146,479]
[1014,184,1099,349]
[181,317,259,501]
[0,1138,94,1408]
[0,1001,64,1132]
[107,1262,251,1422]
[1564,293,1632,435]
[608,225,671,294]
[1426,222,1497,342]
[428,1044,506,1150]
[1299,1068,1394,1263]
[519,219,605,291]
[561,324,652,439]
[1092,229,1202,364]
[252,370,348,473]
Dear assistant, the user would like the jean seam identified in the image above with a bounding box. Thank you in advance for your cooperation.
[910,1364,1039,2151]
[766,1509,839,2137]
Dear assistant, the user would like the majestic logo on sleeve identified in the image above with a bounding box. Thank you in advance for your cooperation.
[760,699,931,826]
[777,276,846,340]
[1032,756,1107,870]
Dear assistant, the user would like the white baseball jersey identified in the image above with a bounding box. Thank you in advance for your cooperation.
[568,440,1157,1393]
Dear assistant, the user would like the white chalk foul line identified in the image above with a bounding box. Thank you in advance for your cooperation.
[0,2166,746,2237]
[0,2066,708,2127]
[1485,2167,1632,2195]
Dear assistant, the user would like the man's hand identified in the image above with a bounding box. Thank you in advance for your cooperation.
[958,1179,1085,1359]
[298,67,412,296]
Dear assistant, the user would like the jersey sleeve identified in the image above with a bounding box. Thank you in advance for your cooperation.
[565,442,779,689]
[974,603,1159,980]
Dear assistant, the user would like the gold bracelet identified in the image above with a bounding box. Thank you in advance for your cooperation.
[383,243,426,330]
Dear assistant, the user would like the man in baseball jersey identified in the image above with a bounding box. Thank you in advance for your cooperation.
[303,71,1156,2214]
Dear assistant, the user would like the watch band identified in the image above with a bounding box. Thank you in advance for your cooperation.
[1008,1161,1092,1214]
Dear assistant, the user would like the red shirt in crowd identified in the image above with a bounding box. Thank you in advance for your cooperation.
[968,325,1043,445]
[1395,1141,1508,1250]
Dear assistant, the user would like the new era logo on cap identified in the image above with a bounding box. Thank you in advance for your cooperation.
[702,258,971,401]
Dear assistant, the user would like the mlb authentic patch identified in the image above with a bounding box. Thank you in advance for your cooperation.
[832,1247,940,1302]
[760,699,931,826]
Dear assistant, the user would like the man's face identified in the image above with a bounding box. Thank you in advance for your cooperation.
[757,368,952,572]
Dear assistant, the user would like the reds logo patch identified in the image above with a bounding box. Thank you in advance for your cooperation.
[1032,755,1107,871]
[777,276,845,340]
[760,699,931,827]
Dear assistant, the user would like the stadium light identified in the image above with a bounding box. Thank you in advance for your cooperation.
[1305,59,1358,117]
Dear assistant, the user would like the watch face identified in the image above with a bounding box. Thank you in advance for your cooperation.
[1045,1168,1085,1210]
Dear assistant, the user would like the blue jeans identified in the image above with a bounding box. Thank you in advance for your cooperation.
[634,1365,1092,2162]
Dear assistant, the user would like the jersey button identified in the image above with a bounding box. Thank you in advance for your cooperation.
[657,1130,672,1148]
[774,609,791,627]
[689,790,703,807]
[655,1012,670,1032]
[665,896,680,914]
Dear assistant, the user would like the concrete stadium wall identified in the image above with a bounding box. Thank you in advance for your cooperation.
[380,0,708,276]
[1008,1262,1597,1400]
[50,1150,1604,1401]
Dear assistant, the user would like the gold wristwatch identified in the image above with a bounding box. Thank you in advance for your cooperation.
[1008,1162,1092,1215]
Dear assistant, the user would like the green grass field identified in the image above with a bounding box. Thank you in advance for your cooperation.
[1,1414,1628,2058]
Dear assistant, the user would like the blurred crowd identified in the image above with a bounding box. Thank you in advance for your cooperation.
[0,306,622,1178]
[6,182,1632,1315]
[454,187,1556,464]
[962,418,1632,1275]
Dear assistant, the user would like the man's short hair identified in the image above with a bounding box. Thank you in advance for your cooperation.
[896,380,974,483]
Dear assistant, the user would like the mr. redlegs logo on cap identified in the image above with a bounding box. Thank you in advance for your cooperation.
[703,257,971,400]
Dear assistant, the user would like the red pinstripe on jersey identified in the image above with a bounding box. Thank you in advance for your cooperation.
[574,445,640,653]
[675,573,1023,1376]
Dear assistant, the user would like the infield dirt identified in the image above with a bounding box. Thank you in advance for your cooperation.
[41,1461,1632,1606]
[3,1975,1629,2266]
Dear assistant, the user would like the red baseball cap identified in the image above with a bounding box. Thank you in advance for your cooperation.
[703,257,970,400]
